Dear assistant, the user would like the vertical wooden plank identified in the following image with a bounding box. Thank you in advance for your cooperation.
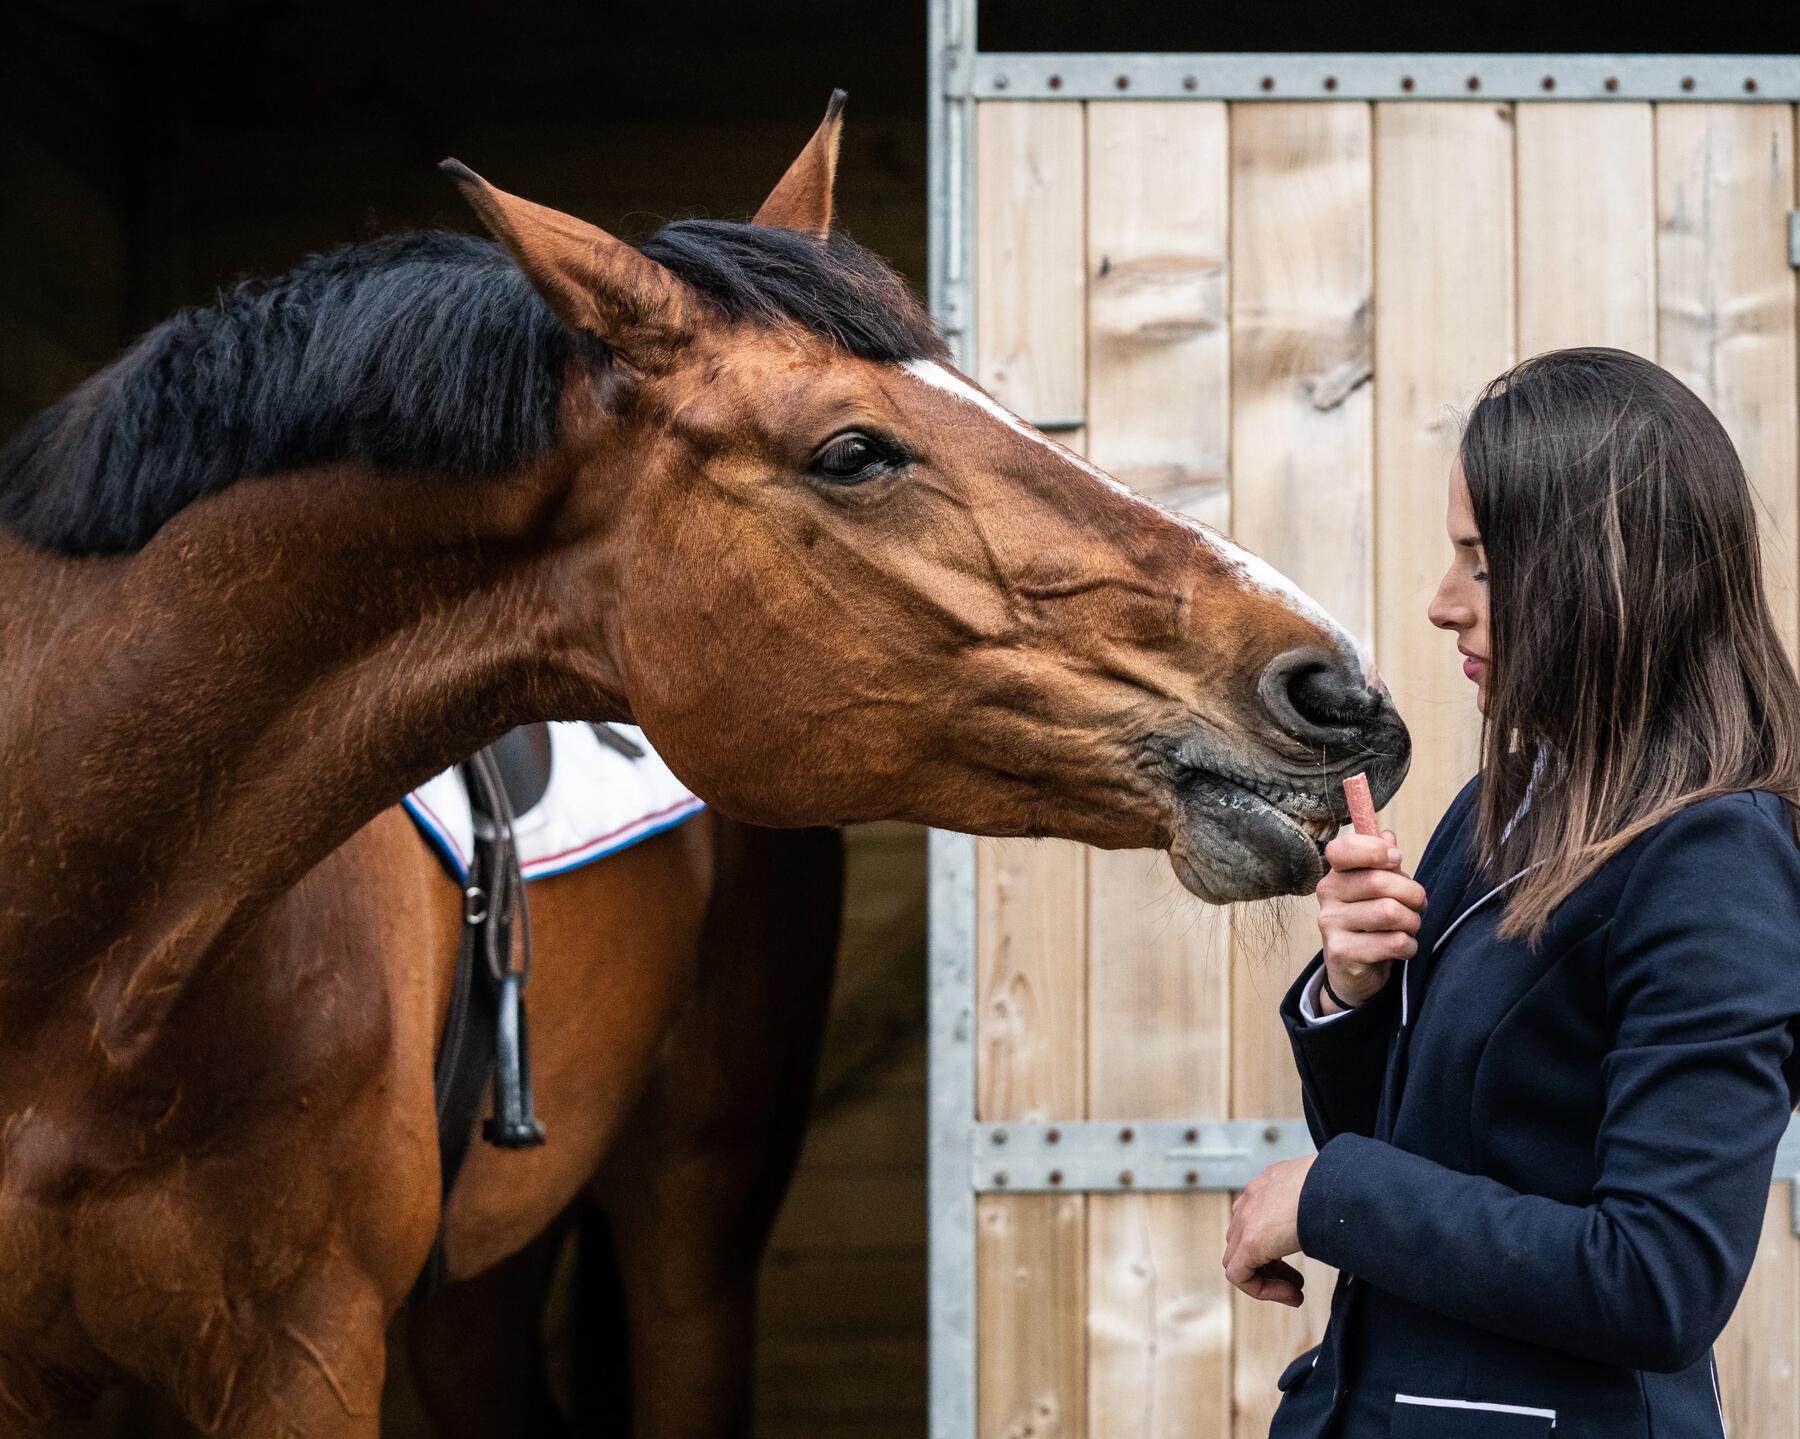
[1083,101,1233,1439]
[1687,100,1800,1439]
[1656,103,1800,657]
[1373,102,1517,860]
[1515,103,1656,356]
[973,99,1089,1439]
[1717,1187,1800,1439]
[1226,100,1372,1434]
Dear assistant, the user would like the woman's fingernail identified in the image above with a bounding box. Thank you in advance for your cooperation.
[1387,847,1401,865]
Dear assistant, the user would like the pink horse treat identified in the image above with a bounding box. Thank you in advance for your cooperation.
[1343,771,1380,837]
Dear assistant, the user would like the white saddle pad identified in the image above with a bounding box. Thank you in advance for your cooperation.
[401,722,705,883]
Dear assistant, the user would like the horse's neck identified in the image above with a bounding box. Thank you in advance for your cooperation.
[0,459,624,1058]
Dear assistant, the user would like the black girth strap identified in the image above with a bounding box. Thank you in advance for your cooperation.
[413,746,546,1302]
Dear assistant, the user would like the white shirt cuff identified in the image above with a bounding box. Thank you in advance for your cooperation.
[1298,967,1355,1026]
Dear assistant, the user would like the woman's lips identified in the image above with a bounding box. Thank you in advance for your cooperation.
[1461,650,1488,681]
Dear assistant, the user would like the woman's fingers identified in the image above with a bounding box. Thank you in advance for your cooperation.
[1331,898,1423,936]
[1319,868,1427,910]
[1244,1260,1306,1307]
[1323,833,1400,872]
[1326,931,1417,965]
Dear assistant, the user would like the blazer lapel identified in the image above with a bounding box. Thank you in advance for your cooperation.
[1373,804,1483,1140]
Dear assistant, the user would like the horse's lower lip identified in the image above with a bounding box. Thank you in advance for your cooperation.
[1168,773,1333,901]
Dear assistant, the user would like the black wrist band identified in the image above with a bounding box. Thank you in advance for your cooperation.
[1320,971,1359,1012]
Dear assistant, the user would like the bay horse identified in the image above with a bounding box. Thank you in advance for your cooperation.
[0,94,1407,1437]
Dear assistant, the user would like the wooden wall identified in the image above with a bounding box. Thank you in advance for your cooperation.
[970,97,1800,1439]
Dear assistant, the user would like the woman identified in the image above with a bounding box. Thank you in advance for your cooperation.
[1224,347,1800,1438]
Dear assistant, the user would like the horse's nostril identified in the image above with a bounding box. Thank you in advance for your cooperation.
[1261,647,1379,738]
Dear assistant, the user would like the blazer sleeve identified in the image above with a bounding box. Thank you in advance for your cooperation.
[1296,794,1800,1372]
[1281,955,1400,1145]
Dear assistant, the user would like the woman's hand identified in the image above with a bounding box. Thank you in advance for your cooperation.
[1224,1156,1315,1306]
[1315,829,1427,1011]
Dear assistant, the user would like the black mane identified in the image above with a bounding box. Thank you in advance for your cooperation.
[0,220,945,555]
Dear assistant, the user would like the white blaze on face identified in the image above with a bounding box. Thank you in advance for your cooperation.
[900,359,1369,669]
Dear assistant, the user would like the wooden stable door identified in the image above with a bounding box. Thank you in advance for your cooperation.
[969,99,1800,1439]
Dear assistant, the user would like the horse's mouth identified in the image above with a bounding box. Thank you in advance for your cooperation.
[1162,756,1400,904]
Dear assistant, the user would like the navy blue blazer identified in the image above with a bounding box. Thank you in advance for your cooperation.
[1270,780,1800,1439]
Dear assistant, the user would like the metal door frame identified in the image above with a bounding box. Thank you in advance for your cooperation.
[924,18,1800,1433]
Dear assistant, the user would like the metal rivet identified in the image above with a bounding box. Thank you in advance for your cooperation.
[992,1129,1007,1145]
[1119,1126,1135,1143]
[1540,76,1555,92]
[1184,1127,1199,1144]
[1185,1170,1199,1186]
[1605,76,1619,92]
[1115,74,1130,91]
[1466,75,1481,92]
[1400,75,1415,92]
[1049,1169,1063,1185]
[1260,75,1275,92]
[993,74,1008,90]
[1047,74,1062,90]
[1323,75,1338,92]
[1046,1127,1061,1144]
[1120,1170,1135,1187]
[1681,76,1696,92]
[1745,78,1759,93]
[1263,1125,1281,1144]
[1182,75,1197,92]
[994,1171,1008,1187]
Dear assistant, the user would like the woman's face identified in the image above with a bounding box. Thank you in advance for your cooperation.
[1428,458,1491,713]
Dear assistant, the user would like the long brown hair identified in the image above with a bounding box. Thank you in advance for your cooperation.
[1462,347,1800,942]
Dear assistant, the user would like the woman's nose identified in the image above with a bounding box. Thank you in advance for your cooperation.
[1428,573,1468,632]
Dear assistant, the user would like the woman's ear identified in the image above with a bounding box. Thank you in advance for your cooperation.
[441,160,693,369]
[752,89,846,239]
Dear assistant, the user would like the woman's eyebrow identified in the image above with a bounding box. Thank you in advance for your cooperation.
[1454,533,1484,548]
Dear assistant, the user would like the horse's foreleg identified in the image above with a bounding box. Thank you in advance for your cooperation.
[406,1225,572,1438]
[588,821,843,1439]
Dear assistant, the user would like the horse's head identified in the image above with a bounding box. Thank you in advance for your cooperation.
[447,93,1407,902]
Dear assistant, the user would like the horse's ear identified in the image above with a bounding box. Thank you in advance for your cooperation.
[753,89,846,239]
[441,160,692,365]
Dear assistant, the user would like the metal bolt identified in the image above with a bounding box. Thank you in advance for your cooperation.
[1047,74,1062,90]
[1745,78,1759,93]
[1400,75,1415,92]
[1605,76,1619,92]
[1323,75,1338,92]
[1682,76,1696,92]
[1260,75,1275,92]
[993,74,1009,90]
[1541,76,1555,92]
[994,1171,1009,1187]
[992,1129,1007,1145]
[1119,1126,1135,1143]
[1184,1127,1199,1144]
[1049,1169,1064,1186]
[1046,1127,1061,1144]
[1120,1170,1135,1187]
[1185,1170,1200,1186]
[1182,75,1197,92]
[1466,75,1481,92]
[1264,1125,1281,1144]
[1115,74,1130,91]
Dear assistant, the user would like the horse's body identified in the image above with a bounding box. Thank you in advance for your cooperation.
[0,96,1408,1435]
[0,520,840,1438]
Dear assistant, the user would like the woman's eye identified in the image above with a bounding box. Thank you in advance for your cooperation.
[812,433,900,484]
[1474,570,1488,584]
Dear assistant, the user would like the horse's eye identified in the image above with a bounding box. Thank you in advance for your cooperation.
[812,432,900,484]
